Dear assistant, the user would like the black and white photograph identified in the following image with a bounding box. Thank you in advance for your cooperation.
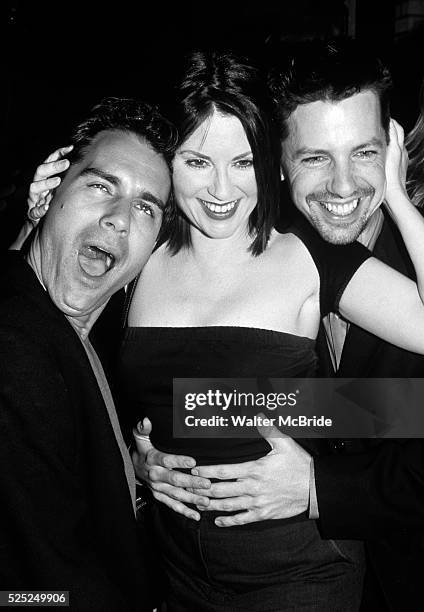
[1,1,424,610]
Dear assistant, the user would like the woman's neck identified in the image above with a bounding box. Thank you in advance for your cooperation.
[186,225,257,268]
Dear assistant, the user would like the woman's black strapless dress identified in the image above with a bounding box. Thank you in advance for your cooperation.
[118,223,371,464]
[117,224,371,611]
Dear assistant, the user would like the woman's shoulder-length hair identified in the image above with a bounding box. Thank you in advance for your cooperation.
[160,50,282,256]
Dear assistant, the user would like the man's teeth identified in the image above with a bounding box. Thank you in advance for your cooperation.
[88,246,114,270]
[105,252,114,270]
[320,199,360,216]
[79,245,115,277]
[201,200,237,213]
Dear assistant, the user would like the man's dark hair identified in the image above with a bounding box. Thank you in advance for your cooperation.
[68,97,177,167]
[268,39,393,142]
[161,50,282,257]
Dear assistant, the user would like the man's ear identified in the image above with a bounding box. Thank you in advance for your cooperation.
[280,166,285,181]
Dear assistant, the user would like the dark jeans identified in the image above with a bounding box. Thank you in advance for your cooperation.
[153,504,365,611]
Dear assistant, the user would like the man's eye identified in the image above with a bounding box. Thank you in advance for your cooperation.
[354,150,378,160]
[89,183,110,194]
[185,158,209,169]
[234,159,254,169]
[135,202,156,217]
[302,156,327,166]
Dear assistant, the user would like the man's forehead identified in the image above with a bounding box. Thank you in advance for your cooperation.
[74,130,170,194]
[285,90,383,146]
[83,130,158,166]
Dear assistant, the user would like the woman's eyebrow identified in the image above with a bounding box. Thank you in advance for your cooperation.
[178,150,211,159]
[233,151,253,161]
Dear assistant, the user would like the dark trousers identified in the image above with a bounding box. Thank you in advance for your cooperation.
[153,504,365,611]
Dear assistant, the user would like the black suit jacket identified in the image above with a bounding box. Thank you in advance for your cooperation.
[0,252,152,611]
[314,214,424,610]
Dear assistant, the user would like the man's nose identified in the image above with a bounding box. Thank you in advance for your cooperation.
[328,161,357,199]
[207,167,232,201]
[99,199,130,234]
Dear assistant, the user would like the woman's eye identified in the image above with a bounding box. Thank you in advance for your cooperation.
[234,159,254,169]
[185,158,209,169]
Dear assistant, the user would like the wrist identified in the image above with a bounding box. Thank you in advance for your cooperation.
[384,188,411,216]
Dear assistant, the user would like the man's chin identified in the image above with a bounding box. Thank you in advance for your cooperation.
[304,197,382,245]
[56,290,111,321]
[309,217,366,245]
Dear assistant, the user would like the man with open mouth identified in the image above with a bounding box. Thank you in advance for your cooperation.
[0,97,173,610]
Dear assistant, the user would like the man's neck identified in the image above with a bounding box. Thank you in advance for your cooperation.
[356,208,384,250]
[26,232,100,341]
[65,315,93,341]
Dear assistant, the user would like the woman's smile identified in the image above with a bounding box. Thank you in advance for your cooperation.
[199,198,239,219]
[172,110,258,240]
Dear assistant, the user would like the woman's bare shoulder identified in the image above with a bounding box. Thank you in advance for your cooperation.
[268,228,316,264]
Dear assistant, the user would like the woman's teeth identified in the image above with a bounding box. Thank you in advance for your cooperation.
[201,200,237,213]
[320,198,360,216]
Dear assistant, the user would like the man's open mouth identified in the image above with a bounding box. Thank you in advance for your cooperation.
[78,245,116,277]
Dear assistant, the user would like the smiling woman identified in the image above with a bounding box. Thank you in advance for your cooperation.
[161,50,281,257]
[120,51,374,611]
[20,49,424,611]
[171,111,258,240]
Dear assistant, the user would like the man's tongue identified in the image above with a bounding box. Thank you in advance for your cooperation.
[78,245,110,277]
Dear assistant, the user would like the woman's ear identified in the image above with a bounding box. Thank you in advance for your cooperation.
[280,167,285,181]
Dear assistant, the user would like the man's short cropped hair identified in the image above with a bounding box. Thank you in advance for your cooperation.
[268,39,393,142]
[68,96,177,167]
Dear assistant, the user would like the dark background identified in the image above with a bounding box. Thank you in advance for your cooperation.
[1,0,424,248]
